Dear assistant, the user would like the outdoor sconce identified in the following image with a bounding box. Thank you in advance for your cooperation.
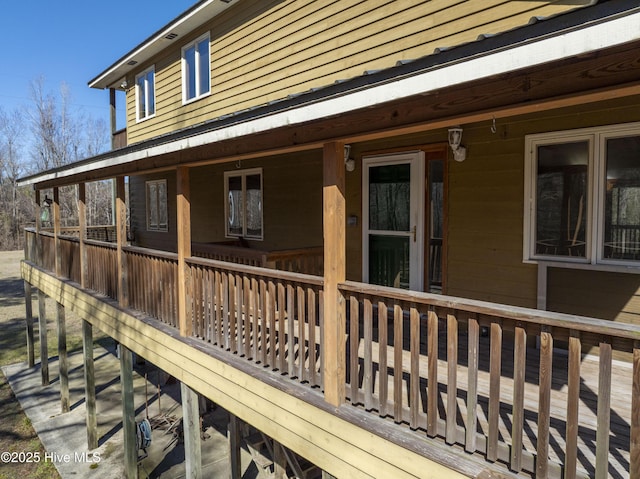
[40,195,53,223]
[448,126,467,162]
[344,144,355,172]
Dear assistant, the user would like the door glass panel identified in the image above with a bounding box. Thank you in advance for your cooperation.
[428,160,443,292]
[369,164,410,231]
[604,135,640,260]
[369,235,410,289]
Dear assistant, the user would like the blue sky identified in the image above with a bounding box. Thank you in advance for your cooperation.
[0,1,195,127]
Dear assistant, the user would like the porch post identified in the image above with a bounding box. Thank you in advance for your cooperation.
[35,190,42,266]
[24,281,35,367]
[78,182,88,288]
[322,141,346,406]
[82,320,98,450]
[116,176,129,307]
[228,413,242,479]
[56,303,69,413]
[110,88,117,150]
[120,344,137,479]
[53,187,61,276]
[180,383,202,479]
[38,289,49,386]
[177,166,192,337]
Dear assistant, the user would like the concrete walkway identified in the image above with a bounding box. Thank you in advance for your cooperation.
[3,341,256,478]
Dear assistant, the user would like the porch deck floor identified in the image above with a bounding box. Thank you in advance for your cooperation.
[353,327,632,479]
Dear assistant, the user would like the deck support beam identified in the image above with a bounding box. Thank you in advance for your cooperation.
[56,302,69,413]
[120,344,137,479]
[181,382,202,479]
[38,289,49,386]
[322,141,346,407]
[82,320,98,450]
[228,413,242,479]
[177,166,192,337]
[24,281,35,367]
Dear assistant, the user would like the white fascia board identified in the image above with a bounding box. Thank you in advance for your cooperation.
[27,10,640,187]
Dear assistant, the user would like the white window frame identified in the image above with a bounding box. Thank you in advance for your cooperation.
[135,66,156,122]
[146,179,168,232]
[181,33,211,104]
[524,121,640,268]
[224,168,263,240]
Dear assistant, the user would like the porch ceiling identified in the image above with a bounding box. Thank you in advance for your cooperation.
[19,0,640,190]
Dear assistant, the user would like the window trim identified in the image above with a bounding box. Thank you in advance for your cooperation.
[224,168,263,240]
[524,121,640,268]
[145,179,168,232]
[181,33,211,105]
[135,66,156,122]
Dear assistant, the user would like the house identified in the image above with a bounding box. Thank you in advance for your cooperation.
[18,1,640,477]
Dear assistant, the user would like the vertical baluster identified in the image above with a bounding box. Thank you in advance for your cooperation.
[307,287,317,386]
[427,310,438,437]
[537,326,553,476]
[446,312,458,443]
[394,303,404,423]
[243,276,251,358]
[631,340,640,478]
[278,282,286,373]
[511,323,526,471]
[349,294,360,404]
[297,284,306,381]
[235,272,243,353]
[378,300,388,418]
[465,314,479,453]
[222,270,230,350]
[565,330,581,479]
[287,283,296,376]
[487,320,503,462]
[260,278,268,365]
[268,280,277,368]
[364,296,373,411]
[229,272,237,353]
[251,277,259,360]
[410,305,420,430]
[595,340,612,479]
[318,289,324,390]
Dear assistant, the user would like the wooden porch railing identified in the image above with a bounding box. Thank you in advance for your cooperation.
[340,281,640,479]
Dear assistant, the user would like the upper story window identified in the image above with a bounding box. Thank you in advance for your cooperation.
[146,179,168,232]
[135,66,155,121]
[524,122,640,266]
[182,33,211,104]
[224,169,263,240]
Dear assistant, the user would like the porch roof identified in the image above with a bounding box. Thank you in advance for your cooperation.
[18,0,640,189]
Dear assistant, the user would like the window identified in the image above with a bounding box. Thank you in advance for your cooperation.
[182,33,210,103]
[524,122,640,266]
[135,66,155,121]
[224,169,263,239]
[146,180,168,232]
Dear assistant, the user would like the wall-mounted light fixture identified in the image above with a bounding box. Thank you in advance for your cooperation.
[448,126,467,162]
[40,195,53,223]
[344,144,355,172]
[120,79,128,89]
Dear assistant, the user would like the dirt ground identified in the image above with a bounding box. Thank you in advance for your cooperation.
[0,250,62,479]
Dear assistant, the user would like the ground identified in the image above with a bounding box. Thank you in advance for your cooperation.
[0,250,65,479]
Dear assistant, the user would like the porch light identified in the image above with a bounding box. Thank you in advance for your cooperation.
[40,195,53,223]
[344,144,355,172]
[448,126,467,162]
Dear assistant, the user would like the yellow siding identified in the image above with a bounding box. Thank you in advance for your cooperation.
[124,0,592,144]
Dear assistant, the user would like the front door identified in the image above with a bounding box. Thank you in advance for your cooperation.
[363,151,425,290]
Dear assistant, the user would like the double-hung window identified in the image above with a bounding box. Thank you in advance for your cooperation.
[146,180,168,232]
[524,122,640,266]
[182,33,211,103]
[135,66,155,121]
[224,169,263,240]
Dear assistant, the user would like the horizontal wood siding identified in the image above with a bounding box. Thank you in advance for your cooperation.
[124,0,592,145]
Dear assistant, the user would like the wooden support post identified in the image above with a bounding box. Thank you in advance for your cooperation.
[228,413,242,479]
[24,281,35,367]
[177,167,192,337]
[273,441,287,479]
[78,183,88,288]
[322,472,337,479]
[322,141,346,407]
[35,190,42,266]
[38,290,49,386]
[120,344,137,479]
[116,176,129,307]
[53,187,61,276]
[180,382,202,479]
[82,320,98,450]
[57,303,69,413]
[110,88,117,150]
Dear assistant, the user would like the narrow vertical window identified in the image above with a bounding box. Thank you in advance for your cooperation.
[182,33,211,103]
[225,169,263,240]
[135,66,155,121]
[146,179,168,232]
